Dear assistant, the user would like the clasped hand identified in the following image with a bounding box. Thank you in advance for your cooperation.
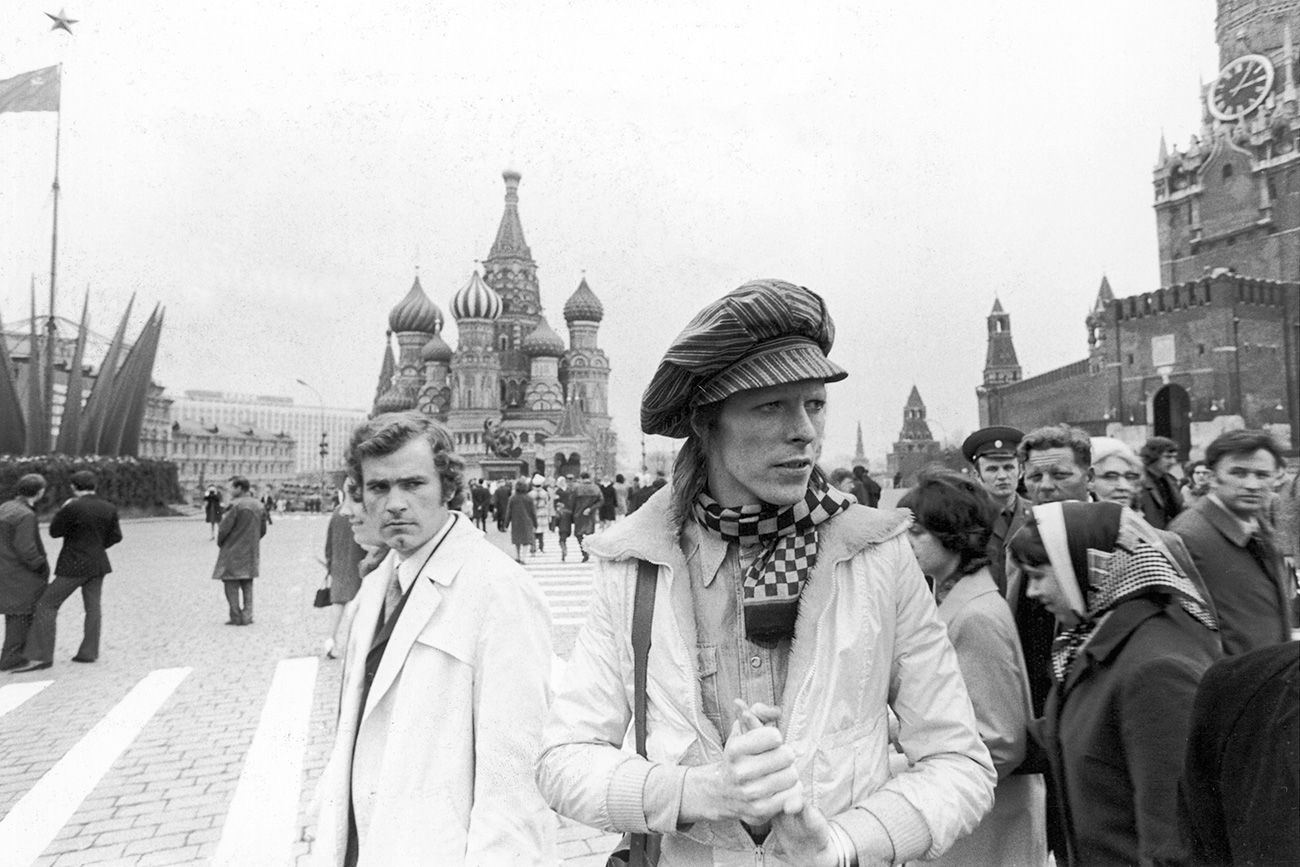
[680,701,841,866]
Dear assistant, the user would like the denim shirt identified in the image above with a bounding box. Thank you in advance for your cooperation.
[683,520,792,740]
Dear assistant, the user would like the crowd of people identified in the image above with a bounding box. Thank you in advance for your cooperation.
[2,278,1296,867]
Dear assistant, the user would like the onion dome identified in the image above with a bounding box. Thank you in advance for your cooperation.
[420,333,453,363]
[563,277,603,323]
[451,271,503,320]
[374,384,410,414]
[388,274,444,334]
[522,319,565,357]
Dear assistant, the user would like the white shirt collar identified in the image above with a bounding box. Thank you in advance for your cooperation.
[1207,493,1259,536]
[394,513,457,593]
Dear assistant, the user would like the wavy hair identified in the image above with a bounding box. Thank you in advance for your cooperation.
[346,411,465,506]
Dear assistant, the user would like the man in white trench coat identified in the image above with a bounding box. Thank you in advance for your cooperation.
[311,411,556,867]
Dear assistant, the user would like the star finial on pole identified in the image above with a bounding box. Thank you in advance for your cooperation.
[45,9,78,33]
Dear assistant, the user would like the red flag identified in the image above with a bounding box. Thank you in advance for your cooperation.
[0,66,60,114]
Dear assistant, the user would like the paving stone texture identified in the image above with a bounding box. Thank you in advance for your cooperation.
[0,513,614,866]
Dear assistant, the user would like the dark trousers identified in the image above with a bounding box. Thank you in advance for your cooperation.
[223,579,254,624]
[25,574,103,663]
[2,614,34,667]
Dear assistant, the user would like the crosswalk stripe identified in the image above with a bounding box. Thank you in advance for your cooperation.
[211,656,319,867]
[518,531,602,631]
[0,680,52,720]
[0,667,190,867]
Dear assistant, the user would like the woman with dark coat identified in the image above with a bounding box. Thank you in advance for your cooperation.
[1010,501,1221,867]
[505,479,537,563]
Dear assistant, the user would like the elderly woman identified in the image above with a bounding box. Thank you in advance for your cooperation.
[505,478,537,562]
[538,280,993,866]
[1009,502,1220,867]
[1088,437,1144,508]
[898,469,1046,867]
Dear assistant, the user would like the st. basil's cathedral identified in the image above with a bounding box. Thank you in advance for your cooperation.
[370,170,616,480]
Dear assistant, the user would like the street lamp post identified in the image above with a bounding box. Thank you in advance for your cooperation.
[296,378,327,509]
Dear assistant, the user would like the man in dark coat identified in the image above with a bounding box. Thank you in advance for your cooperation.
[1170,429,1293,655]
[569,472,602,562]
[1179,640,1299,866]
[492,480,511,532]
[469,480,490,532]
[211,476,267,626]
[1137,436,1184,530]
[852,466,881,508]
[0,474,49,671]
[18,471,122,670]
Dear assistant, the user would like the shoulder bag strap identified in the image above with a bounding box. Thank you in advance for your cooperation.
[630,558,658,866]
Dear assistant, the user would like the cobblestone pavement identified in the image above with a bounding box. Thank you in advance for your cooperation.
[0,513,618,866]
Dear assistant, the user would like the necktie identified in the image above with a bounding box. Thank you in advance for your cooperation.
[383,568,403,625]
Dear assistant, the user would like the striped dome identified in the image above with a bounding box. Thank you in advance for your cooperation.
[522,319,565,357]
[563,277,603,323]
[420,333,454,363]
[388,275,444,334]
[451,272,503,320]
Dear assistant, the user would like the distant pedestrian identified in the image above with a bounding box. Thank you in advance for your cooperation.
[553,497,573,561]
[203,485,222,539]
[893,470,903,488]
[828,467,858,501]
[598,478,615,529]
[625,476,642,514]
[528,476,552,552]
[19,471,122,671]
[1182,460,1212,509]
[0,474,49,672]
[470,479,490,532]
[492,480,510,532]
[1138,436,1184,530]
[506,479,537,562]
[211,476,267,626]
[854,465,881,507]
[569,472,601,562]
[612,474,628,519]
[322,499,367,659]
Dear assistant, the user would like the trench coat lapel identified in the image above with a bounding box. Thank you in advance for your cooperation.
[360,515,474,725]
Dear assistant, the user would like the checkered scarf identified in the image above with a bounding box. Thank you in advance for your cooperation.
[1050,507,1216,683]
[693,474,853,645]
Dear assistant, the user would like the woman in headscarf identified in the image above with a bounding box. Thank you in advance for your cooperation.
[899,469,1047,867]
[538,280,993,866]
[1009,501,1220,867]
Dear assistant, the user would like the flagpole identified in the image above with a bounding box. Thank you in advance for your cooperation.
[45,62,62,448]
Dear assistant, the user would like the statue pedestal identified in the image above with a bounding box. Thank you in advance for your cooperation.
[478,458,525,482]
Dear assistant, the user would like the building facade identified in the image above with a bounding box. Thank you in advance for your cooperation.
[169,420,295,496]
[170,390,368,476]
[371,171,617,480]
[979,0,1299,458]
[887,386,941,487]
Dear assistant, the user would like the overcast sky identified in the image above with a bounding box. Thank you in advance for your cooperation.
[1,0,1222,468]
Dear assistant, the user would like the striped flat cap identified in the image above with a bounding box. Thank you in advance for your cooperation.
[641,279,846,438]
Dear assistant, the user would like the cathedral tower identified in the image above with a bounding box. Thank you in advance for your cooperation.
[482,170,542,407]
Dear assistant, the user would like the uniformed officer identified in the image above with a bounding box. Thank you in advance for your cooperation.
[961,426,1030,594]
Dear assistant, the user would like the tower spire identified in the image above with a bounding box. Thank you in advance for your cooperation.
[486,169,532,262]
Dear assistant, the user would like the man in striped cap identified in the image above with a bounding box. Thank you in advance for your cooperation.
[538,279,993,866]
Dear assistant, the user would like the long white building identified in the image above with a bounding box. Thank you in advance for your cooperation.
[170,390,369,476]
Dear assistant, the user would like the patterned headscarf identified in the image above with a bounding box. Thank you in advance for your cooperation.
[1035,501,1217,682]
[693,471,853,645]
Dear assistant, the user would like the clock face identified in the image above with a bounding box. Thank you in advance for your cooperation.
[1209,54,1275,121]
